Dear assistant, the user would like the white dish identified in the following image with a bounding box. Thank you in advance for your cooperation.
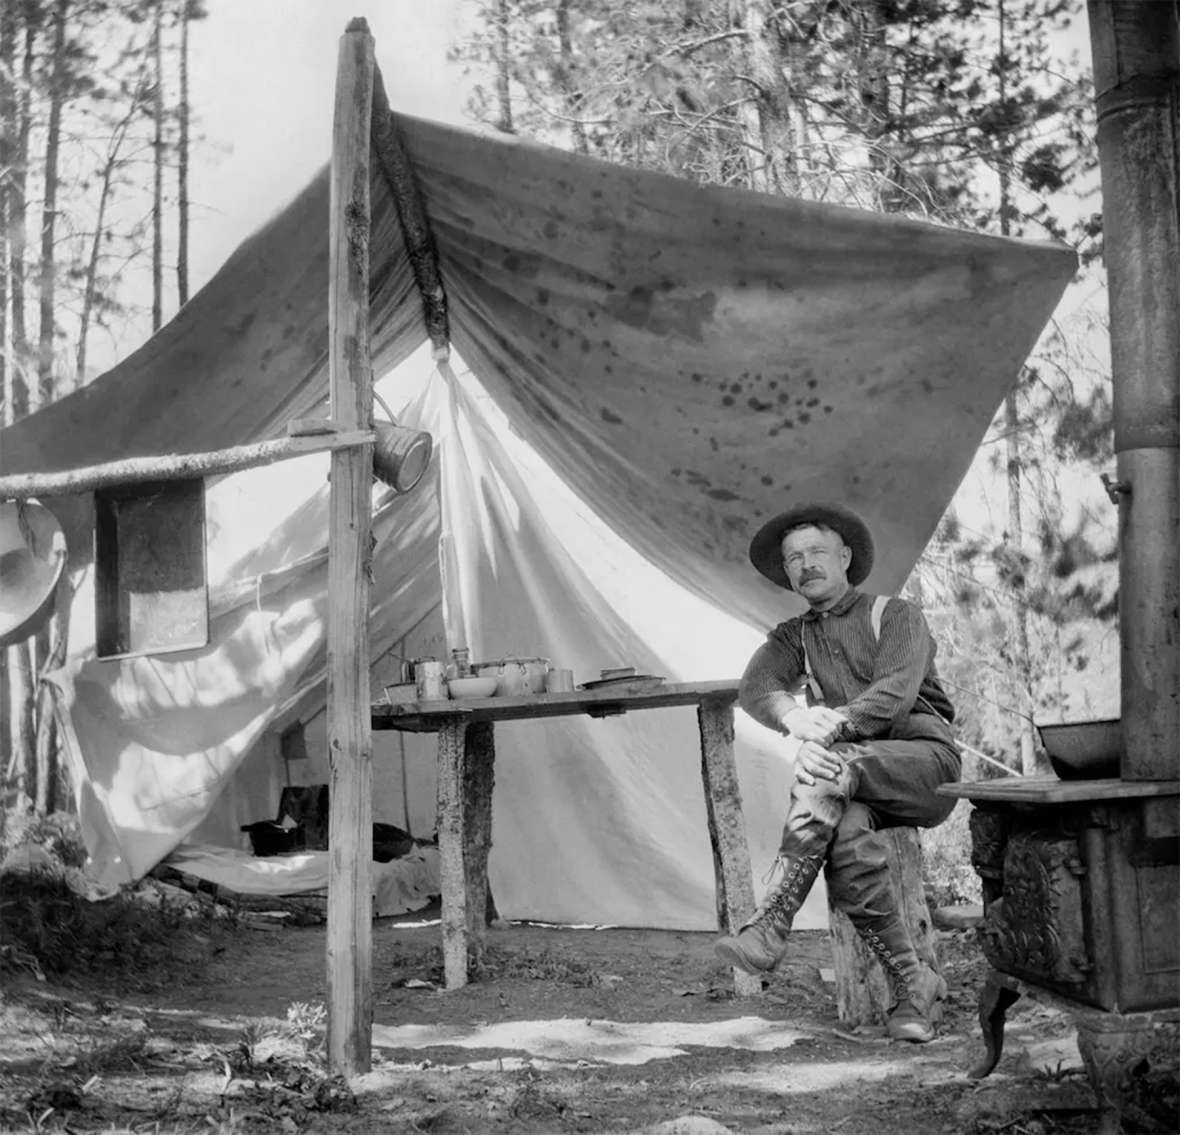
[448,676,499,699]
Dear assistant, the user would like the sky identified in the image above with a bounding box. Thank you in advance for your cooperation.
[184,2,473,295]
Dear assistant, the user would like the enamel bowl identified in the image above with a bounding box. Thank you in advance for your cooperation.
[447,676,499,699]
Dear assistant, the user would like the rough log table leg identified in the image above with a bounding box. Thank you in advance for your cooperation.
[969,970,1021,1079]
[436,718,470,990]
[697,695,762,998]
[463,721,496,968]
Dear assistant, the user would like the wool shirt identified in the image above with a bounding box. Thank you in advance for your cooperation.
[739,587,955,742]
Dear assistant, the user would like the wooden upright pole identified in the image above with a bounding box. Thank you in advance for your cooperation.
[325,17,376,1075]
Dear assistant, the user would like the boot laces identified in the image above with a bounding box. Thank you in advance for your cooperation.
[752,886,797,926]
[761,855,786,886]
[863,928,911,1001]
[750,855,819,927]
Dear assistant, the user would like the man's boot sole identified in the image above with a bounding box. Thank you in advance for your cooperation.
[887,1019,937,1043]
[713,938,775,976]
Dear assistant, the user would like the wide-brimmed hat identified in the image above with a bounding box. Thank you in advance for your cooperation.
[749,502,874,590]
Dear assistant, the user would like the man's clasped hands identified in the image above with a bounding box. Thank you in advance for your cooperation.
[781,704,849,787]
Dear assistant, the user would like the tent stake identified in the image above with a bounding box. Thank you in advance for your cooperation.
[325,17,376,1077]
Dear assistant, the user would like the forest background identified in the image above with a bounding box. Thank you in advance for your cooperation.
[0,0,1119,858]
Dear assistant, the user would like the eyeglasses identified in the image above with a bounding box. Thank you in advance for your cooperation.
[783,546,837,569]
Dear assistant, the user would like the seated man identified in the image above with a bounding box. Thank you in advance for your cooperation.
[714,502,960,1043]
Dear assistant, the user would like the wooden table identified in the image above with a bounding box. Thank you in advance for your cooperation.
[372,679,761,993]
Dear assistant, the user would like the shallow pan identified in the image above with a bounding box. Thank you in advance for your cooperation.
[1036,718,1121,780]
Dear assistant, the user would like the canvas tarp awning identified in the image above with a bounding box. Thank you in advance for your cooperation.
[1,112,1075,629]
[0,109,1076,924]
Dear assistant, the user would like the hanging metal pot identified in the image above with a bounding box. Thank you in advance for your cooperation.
[371,390,433,495]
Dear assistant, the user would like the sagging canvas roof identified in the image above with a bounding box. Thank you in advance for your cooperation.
[1,111,1075,631]
[0,109,1076,923]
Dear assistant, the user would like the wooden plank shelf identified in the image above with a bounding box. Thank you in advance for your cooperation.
[372,679,740,732]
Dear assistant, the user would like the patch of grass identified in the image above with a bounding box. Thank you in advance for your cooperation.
[477,944,601,987]
[0,870,226,983]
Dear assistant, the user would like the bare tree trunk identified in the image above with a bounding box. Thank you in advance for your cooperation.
[555,0,587,154]
[7,9,36,420]
[0,7,13,786]
[151,0,164,331]
[856,0,906,213]
[7,642,35,804]
[737,0,772,192]
[36,0,70,410]
[1003,388,1038,772]
[776,25,805,197]
[996,0,1038,776]
[494,0,513,133]
[1,1,13,421]
[34,575,71,816]
[77,96,141,384]
[177,0,190,307]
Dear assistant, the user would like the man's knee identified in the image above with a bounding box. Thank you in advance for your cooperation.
[790,761,854,806]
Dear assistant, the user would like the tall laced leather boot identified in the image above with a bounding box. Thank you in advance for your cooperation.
[859,918,948,1043]
[713,854,822,975]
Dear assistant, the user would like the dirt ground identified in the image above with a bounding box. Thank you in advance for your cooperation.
[0,890,1131,1135]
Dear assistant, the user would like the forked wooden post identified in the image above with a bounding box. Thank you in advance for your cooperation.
[325,17,376,1075]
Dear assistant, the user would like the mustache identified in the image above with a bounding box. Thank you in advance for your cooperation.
[799,570,826,583]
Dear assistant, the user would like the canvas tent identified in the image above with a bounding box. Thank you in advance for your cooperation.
[0,105,1075,930]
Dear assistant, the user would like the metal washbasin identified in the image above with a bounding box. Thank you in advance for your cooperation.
[1036,718,1122,780]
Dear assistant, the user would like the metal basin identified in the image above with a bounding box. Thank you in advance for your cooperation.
[1036,718,1122,780]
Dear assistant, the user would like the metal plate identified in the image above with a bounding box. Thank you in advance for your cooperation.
[579,675,665,691]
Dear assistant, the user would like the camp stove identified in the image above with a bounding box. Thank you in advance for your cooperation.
[965,777,1178,1014]
[940,5,1180,1131]
[942,768,1180,1134]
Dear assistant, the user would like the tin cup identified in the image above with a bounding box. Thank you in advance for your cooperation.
[545,668,575,693]
[415,659,448,701]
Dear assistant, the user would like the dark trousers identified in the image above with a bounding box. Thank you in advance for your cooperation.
[778,720,960,925]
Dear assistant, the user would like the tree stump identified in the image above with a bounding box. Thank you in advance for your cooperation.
[827,827,942,1027]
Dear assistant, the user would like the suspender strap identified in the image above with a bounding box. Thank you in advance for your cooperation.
[870,593,888,639]
[801,594,890,707]
[801,594,951,728]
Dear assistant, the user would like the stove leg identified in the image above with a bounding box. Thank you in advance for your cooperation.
[969,970,1021,1079]
[1075,1011,1180,1135]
